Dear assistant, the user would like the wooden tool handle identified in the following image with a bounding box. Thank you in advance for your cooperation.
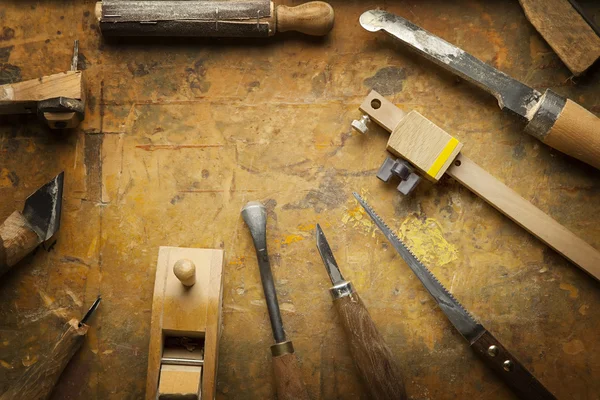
[471,330,556,399]
[334,292,407,400]
[271,351,310,400]
[0,210,42,278]
[276,1,334,36]
[447,154,600,281]
[544,99,600,169]
[0,319,88,400]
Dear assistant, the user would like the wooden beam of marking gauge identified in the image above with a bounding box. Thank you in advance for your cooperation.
[360,90,600,281]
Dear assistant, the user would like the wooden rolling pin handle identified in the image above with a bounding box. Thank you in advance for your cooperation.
[526,89,600,169]
[0,319,88,400]
[0,210,42,278]
[275,1,334,36]
[471,330,556,400]
[271,347,310,400]
[334,292,407,400]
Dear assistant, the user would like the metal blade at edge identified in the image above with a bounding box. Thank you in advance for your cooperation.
[22,172,64,241]
[359,10,541,119]
[315,224,345,286]
[353,192,485,343]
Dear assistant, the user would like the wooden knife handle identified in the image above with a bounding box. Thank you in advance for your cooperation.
[0,210,42,278]
[471,330,556,400]
[334,292,407,400]
[276,1,334,36]
[543,99,600,169]
[271,348,310,400]
[0,319,88,400]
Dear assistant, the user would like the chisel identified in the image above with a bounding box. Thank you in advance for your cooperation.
[315,224,406,400]
[242,201,309,400]
[0,296,101,400]
[354,193,556,400]
[0,172,64,279]
[360,10,600,170]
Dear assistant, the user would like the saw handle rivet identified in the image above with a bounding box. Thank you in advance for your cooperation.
[503,360,514,372]
[487,345,498,357]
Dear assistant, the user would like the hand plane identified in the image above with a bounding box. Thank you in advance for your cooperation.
[0,172,64,279]
[0,41,84,129]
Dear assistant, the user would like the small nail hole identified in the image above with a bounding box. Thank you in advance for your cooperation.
[371,99,382,109]
[454,160,461,167]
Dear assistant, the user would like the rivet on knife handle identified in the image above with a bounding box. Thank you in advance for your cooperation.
[354,193,556,400]
[360,10,600,170]
[315,224,407,400]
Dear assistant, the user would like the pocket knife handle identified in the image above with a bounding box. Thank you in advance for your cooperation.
[471,330,556,400]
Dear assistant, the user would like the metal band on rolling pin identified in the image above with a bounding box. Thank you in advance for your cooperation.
[525,89,567,141]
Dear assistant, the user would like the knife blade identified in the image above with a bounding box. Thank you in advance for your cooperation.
[315,224,407,400]
[353,192,556,400]
[359,10,600,170]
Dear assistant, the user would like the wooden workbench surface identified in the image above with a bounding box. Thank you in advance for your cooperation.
[1,1,599,399]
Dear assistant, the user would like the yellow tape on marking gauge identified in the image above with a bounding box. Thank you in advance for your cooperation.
[427,137,459,178]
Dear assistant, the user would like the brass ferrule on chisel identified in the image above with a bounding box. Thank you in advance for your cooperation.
[271,340,295,357]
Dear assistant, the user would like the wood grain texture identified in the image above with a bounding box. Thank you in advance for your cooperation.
[471,330,556,399]
[158,365,202,399]
[334,292,407,400]
[0,319,87,400]
[518,0,600,75]
[447,153,600,280]
[146,247,224,400]
[0,71,82,103]
[271,352,310,400]
[544,99,600,169]
[387,110,463,181]
[0,210,41,278]
[276,2,334,36]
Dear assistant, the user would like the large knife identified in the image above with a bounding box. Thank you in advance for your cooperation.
[360,10,600,170]
[353,192,556,400]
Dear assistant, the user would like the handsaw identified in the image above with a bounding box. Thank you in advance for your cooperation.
[354,192,557,400]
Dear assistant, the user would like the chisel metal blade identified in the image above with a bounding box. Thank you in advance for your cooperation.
[315,224,345,286]
[353,193,485,343]
[79,295,102,327]
[359,10,541,119]
[22,172,64,241]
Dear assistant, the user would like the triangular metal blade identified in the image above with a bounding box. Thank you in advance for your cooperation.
[22,172,64,241]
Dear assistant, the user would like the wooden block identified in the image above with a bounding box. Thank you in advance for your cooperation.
[519,0,600,76]
[158,365,202,400]
[0,71,84,114]
[146,247,224,400]
[387,110,463,181]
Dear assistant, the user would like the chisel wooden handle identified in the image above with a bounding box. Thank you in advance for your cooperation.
[526,90,600,169]
[334,291,407,400]
[0,210,42,278]
[0,319,88,400]
[271,341,310,400]
[471,330,556,399]
[276,1,334,36]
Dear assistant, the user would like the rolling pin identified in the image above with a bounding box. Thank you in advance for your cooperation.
[315,224,407,400]
[242,201,310,400]
[97,0,334,37]
[0,296,101,400]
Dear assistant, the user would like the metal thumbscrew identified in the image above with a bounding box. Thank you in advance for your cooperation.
[351,115,370,134]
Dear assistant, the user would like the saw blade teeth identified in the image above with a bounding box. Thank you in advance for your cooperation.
[352,192,478,323]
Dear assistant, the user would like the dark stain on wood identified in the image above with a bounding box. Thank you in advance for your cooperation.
[363,66,407,96]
